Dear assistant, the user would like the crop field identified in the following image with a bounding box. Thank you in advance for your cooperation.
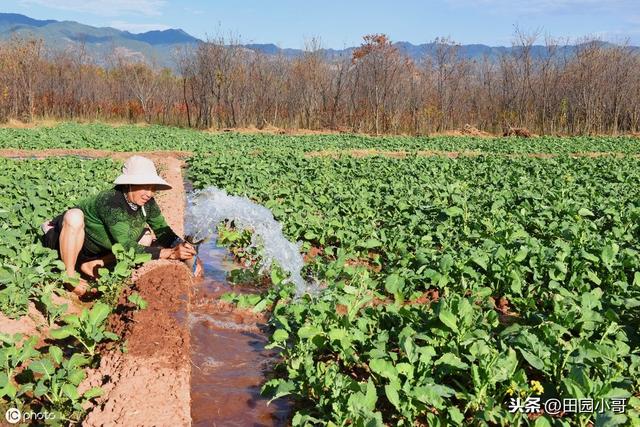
[0,124,639,426]
[4,123,640,154]
[189,152,640,426]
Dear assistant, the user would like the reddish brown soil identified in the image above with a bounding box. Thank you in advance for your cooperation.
[0,119,151,129]
[504,127,535,138]
[1,147,637,164]
[0,148,192,161]
[305,149,635,159]
[211,124,343,136]
[490,295,520,325]
[82,262,192,426]
[303,246,324,263]
[344,256,382,273]
[0,302,49,340]
[0,295,86,345]
[335,304,349,316]
[410,289,440,305]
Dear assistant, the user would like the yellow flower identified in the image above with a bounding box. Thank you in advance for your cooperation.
[530,380,544,395]
[506,386,516,396]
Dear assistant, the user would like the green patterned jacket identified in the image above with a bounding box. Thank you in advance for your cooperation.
[76,188,179,259]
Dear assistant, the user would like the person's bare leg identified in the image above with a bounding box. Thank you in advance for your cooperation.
[59,209,87,295]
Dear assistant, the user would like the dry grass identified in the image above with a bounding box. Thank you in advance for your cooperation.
[206,124,344,136]
[0,118,150,129]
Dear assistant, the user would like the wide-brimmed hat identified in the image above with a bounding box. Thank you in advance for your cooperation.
[114,156,172,190]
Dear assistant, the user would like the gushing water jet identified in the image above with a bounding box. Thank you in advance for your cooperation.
[185,187,317,296]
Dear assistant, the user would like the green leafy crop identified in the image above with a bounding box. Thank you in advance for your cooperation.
[189,149,640,425]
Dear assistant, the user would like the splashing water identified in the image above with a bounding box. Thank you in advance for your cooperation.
[185,187,316,296]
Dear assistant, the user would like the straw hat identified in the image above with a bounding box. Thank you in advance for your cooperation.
[114,156,172,190]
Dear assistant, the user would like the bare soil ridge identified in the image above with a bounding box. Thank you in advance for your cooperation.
[304,149,636,159]
[82,262,192,426]
[0,148,637,162]
[0,148,191,160]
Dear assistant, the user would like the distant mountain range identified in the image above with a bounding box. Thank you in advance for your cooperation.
[0,12,635,69]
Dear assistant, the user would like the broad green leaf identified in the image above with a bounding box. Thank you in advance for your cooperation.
[448,406,464,425]
[384,274,404,294]
[384,382,401,410]
[67,353,89,369]
[414,383,455,409]
[601,243,619,265]
[2,382,17,399]
[328,328,347,341]
[270,380,295,400]
[471,255,488,270]
[298,325,322,339]
[62,383,79,401]
[49,346,63,365]
[67,369,86,385]
[369,358,397,379]
[363,379,377,411]
[83,387,104,400]
[518,348,546,371]
[30,359,54,377]
[533,416,553,427]
[438,309,458,333]
[361,238,382,249]
[578,208,594,217]
[445,207,464,217]
[272,329,289,342]
[435,353,468,370]
[89,302,111,326]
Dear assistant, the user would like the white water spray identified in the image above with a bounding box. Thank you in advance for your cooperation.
[185,187,315,296]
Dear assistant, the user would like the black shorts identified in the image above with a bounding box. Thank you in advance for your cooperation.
[40,211,102,267]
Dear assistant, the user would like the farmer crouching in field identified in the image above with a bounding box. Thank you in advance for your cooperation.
[41,156,196,297]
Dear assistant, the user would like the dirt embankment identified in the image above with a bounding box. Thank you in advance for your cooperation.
[0,148,192,161]
[304,149,636,159]
[82,262,192,426]
[1,147,638,164]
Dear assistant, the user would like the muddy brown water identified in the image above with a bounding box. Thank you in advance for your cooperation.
[189,236,291,426]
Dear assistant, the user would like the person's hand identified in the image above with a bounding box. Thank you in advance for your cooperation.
[173,242,196,260]
[194,258,204,277]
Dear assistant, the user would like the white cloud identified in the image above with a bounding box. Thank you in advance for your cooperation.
[18,0,166,17]
[110,20,171,33]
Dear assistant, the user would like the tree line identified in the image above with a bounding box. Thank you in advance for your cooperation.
[1,32,638,135]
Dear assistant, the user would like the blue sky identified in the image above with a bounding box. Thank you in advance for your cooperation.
[4,0,640,47]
